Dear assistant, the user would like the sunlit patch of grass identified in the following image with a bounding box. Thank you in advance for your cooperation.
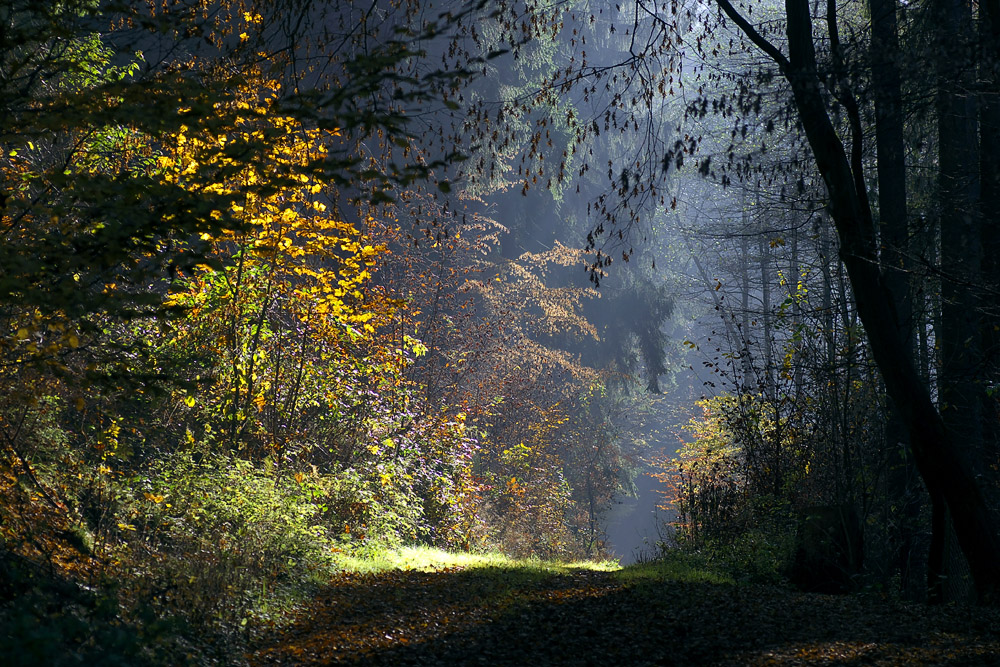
[333,545,621,575]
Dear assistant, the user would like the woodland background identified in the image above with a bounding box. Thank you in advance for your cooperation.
[2,0,1000,662]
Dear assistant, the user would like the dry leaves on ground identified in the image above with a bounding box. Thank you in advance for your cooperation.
[248,564,1000,666]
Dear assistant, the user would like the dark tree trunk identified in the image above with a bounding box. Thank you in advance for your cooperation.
[936,0,983,490]
[928,493,946,603]
[740,192,754,387]
[869,0,921,597]
[714,0,1000,603]
[869,0,909,316]
[983,2,1000,309]
[980,0,1000,505]
[758,228,774,401]
[934,0,983,602]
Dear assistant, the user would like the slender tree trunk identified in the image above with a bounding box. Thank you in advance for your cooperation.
[819,219,843,497]
[869,0,921,597]
[758,223,774,401]
[740,201,754,387]
[935,0,983,602]
[788,228,805,393]
[979,0,1000,510]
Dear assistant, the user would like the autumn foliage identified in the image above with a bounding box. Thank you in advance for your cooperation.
[0,1,657,660]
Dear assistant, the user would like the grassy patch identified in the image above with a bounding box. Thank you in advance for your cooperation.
[614,549,735,587]
[333,545,620,576]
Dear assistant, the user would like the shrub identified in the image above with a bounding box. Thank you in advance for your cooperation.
[321,464,427,553]
[116,452,334,633]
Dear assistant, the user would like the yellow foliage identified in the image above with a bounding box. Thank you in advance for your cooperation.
[161,74,393,333]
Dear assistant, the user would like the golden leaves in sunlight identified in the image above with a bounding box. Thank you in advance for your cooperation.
[161,75,393,336]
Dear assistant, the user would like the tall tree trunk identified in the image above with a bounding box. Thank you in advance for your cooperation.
[979,0,1000,514]
[869,0,909,321]
[740,196,754,386]
[935,0,982,602]
[759,225,774,400]
[788,228,805,393]
[714,0,1000,603]
[818,220,842,498]
[869,0,921,598]
[936,0,983,489]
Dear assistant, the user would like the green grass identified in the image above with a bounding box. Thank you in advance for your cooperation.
[332,545,622,575]
[331,544,731,592]
[613,551,735,586]
[247,545,745,666]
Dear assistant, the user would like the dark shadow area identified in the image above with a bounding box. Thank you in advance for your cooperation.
[249,562,1000,666]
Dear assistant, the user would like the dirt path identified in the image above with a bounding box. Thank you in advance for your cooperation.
[248,566,1000,665]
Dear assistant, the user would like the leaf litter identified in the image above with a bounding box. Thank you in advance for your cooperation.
[247,557,1000,666]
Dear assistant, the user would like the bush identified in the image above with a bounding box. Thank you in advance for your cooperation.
[321,463,428,554]
[704,527,796,585]
[117,452,335,634]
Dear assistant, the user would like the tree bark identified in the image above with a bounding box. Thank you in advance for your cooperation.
[714,0,1000,603]
[980,0,1000,505]
[934,0,983,602]
[869,0,921,598]
[936,0,983,482]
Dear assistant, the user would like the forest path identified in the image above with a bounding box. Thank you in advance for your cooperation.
[247,562,1000,665]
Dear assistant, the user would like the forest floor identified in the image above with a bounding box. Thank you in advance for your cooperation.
[247,550,1000,666]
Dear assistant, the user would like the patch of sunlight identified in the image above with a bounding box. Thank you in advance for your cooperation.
[614,552,734,586]
[334,545,621,575]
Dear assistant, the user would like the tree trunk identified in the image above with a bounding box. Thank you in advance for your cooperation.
[979,0,1000,510]
[869,0,921,598]
[758,223,775,401]
[935,0,983,603]
[936,0,983,492]
[740,191,754,387]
